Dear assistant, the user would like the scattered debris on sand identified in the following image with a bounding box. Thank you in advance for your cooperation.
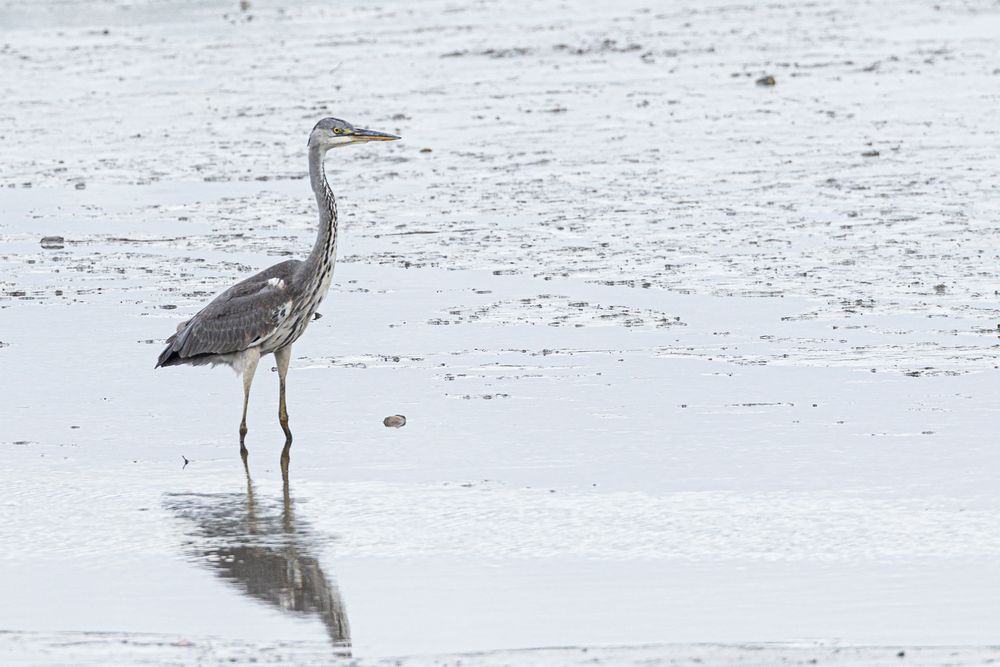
[383,415,407,428]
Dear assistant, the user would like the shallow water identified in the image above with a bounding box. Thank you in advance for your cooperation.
[2,0,1000,663]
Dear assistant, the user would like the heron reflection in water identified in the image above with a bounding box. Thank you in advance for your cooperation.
[165,467,350,653]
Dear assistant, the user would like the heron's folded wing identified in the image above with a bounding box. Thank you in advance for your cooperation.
[173,279,294,358]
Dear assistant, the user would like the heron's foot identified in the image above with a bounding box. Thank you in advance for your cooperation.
[280,415,293,446]
[239,422,249,462]
[280,441,291,480]
[279,411,292,440]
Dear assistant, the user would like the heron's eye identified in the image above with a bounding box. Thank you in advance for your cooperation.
[333,128,343,134]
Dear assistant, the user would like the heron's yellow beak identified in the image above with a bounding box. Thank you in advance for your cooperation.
[353,128,401,141]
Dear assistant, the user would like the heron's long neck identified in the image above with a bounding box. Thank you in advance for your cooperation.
[305,144,338,276]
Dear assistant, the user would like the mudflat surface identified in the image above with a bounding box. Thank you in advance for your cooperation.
[2,0,1000,664]
[4,634,1000,667]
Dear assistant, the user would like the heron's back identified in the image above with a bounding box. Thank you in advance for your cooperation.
[155,259,309,369]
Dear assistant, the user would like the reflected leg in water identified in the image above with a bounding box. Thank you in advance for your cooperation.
[164,470,350,653]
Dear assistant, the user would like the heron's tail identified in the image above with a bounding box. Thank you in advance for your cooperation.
[156,345,182,368]
[155,320,192,368]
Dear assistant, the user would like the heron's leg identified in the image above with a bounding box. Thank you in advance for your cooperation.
[280,448,291,488]
[275,345,293,445]
[239,348,261,457]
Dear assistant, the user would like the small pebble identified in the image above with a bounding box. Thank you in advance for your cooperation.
[40,235,65,249]
[383,414,406,428]
[756,74,776,86]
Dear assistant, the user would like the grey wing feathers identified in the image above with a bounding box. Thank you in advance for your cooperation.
[156,260,300,368]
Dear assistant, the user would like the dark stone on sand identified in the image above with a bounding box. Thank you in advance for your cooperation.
[383,415,406,428]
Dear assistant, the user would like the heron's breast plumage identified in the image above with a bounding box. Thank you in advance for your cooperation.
[263,222,337,353]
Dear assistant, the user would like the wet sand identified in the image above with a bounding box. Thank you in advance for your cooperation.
[4,634,1000,667]
[2,0,1000,664]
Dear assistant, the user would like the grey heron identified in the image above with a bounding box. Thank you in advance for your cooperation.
[156,117,400,461]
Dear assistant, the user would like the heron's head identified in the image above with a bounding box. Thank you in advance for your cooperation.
[308,117,400,151]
